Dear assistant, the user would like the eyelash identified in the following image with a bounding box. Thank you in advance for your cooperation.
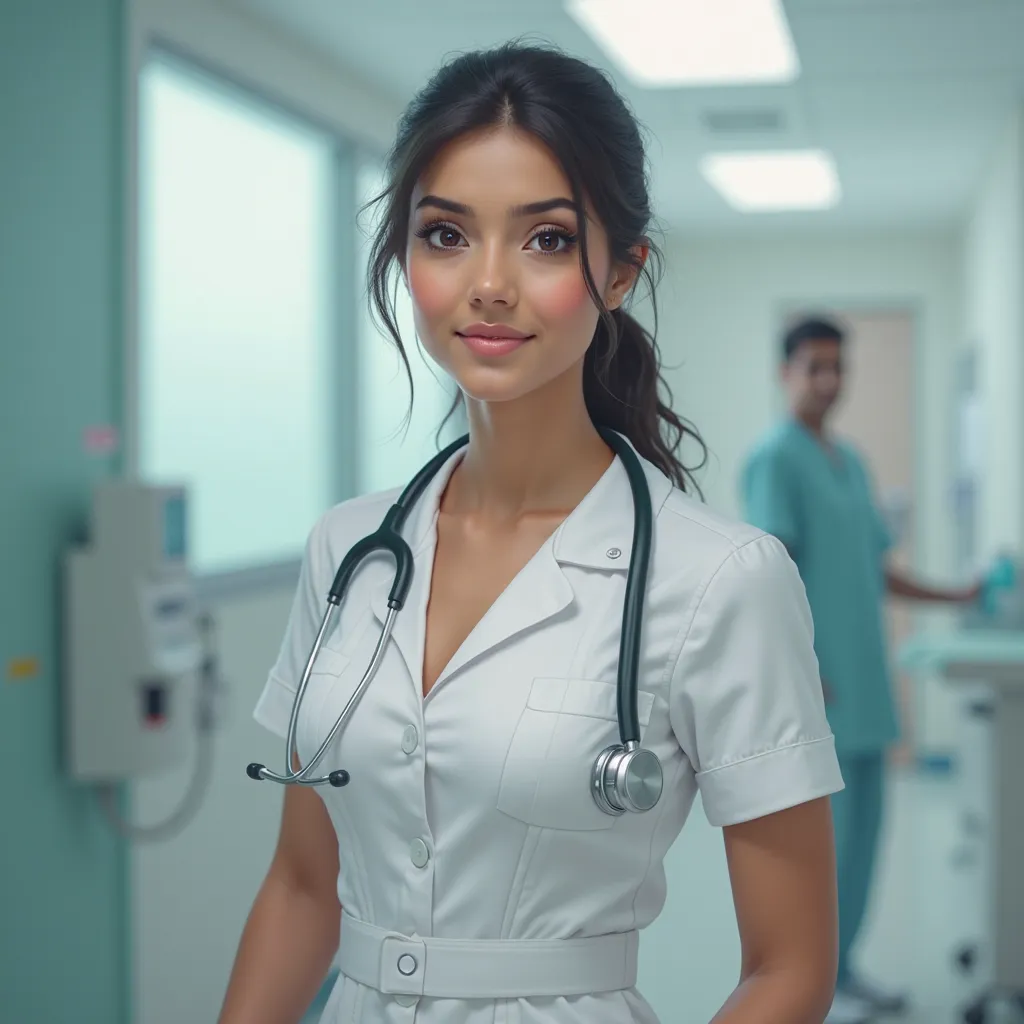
[414,219,578,255]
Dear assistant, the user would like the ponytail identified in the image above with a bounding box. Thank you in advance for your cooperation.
[585,307,707,496]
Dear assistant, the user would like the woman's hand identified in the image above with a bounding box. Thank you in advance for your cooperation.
[711,797,838,1023]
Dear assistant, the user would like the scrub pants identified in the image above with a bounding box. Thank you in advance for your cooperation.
[832,751,885,985]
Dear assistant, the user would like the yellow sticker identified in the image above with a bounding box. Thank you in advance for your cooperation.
[7,657,40,682]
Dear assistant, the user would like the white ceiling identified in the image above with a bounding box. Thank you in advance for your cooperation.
[227,0,1024,232]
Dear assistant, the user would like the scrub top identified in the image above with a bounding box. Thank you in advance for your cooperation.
[740,419,900,754]
[254,436,844,1024]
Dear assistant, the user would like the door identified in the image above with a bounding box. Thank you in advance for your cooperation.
[828,309,917,763]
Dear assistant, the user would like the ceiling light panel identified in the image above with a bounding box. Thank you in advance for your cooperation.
[566,0,800,87]
[700,150,841,212]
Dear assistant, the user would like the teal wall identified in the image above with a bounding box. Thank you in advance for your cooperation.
[0,2,129,1021]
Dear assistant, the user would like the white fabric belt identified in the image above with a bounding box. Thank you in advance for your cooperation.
[337,911,639,999]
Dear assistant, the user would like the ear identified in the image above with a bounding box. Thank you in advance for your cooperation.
[605,244,648,311]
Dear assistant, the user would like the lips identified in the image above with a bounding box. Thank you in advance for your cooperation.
[456,323,535,357]
[457,323,533,340]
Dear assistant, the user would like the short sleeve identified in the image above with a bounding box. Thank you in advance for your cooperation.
[253,514,330,739]
[740,447,801,553]
[669,533,843,827]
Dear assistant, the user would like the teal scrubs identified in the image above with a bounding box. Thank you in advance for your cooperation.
[741,418,899,985]
[740,419,899,754]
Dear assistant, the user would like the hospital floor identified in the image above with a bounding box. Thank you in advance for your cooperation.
[303,766,1004,1024]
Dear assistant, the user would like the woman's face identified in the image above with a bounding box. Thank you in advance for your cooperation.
[405,127,637,406]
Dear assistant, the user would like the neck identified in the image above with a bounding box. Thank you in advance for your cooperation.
[795,409,827,438]
[448,368,613,521]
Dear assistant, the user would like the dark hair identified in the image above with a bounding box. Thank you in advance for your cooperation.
[364,41,706,494]
[782,316,845,362]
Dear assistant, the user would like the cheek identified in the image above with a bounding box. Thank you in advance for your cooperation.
[406,258,457,322]
[530,270,595,325]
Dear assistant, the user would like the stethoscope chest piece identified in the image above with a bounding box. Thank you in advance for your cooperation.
[591,742,664,816]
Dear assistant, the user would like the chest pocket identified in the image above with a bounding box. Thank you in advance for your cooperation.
[496,677,656,832]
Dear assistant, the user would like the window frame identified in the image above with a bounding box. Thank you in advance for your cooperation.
[125,21,393,600]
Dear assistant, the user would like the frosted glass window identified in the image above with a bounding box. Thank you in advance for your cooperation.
[355,160,462,495]
[137,56,336,575]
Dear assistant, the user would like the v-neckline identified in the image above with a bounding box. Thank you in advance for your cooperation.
[411,448,620,703]
[416,524,560,702]
[793,418,846,475]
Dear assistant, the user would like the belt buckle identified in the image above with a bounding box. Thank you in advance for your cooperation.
[380,933,427,1001]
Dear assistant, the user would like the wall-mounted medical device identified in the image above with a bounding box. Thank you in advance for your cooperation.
[65,483,223,840]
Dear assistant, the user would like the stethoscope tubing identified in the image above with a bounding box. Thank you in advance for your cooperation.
[249,428,651,789]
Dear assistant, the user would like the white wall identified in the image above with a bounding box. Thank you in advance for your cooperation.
[963,106,1024,559]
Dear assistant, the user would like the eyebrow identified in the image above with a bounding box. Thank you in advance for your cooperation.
[414,195,579,218]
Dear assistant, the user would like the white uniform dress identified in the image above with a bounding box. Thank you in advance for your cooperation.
[254,438,844,1024]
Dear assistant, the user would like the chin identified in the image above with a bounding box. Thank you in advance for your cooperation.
[454,366,539,405]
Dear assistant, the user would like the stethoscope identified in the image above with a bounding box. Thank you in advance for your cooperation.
[247,428,664,817]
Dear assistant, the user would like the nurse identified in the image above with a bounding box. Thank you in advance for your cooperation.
[220,44,845,1024]
[741,316,980,1024]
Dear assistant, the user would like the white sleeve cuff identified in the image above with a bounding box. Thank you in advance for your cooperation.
[697,735,845,827]
[252,673,298,740]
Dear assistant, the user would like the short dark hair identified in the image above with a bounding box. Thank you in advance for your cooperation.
[782,316,845,362]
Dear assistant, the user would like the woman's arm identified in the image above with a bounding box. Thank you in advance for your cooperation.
[711,796,838,1024]
[218,755,341,1024]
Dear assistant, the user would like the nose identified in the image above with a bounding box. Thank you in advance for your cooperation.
[814,367,841,393]
[468,242,518,309]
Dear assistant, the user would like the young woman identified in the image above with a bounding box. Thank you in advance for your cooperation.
[219,42,843,1024]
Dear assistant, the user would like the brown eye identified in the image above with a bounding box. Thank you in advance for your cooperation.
[427,226,463,248]
[529,229,573,254]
